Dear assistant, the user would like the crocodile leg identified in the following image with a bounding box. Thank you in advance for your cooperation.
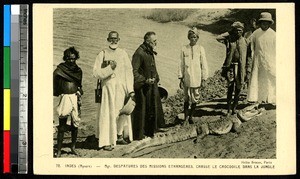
[231,117,242,132]
[193,124,209,143]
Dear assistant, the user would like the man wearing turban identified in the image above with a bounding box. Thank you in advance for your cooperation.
[178,27,209,124]
[93,31,135,151]
[217,21,252,115]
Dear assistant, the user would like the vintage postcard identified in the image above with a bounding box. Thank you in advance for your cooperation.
[33,3,295,175]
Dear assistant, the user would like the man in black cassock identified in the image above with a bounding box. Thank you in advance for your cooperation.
[131,31,165,140]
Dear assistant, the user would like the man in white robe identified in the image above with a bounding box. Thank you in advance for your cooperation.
[247,12,276,104]
[93,31,135,151]
[178,27,209,124]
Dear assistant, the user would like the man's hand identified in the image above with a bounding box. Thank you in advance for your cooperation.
[145,78,155,84]
[242,82,247,90]
[76,91,82,107]
[179,78,184,89]
[201,79,206,88]
[110,60,117,70]
[245,71,251,83]
[129,92,136,102]
[76,91,81,97]
[77,87,83,96]
[221,66,228,78]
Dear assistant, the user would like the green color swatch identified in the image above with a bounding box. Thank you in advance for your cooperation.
[4,47,10,88]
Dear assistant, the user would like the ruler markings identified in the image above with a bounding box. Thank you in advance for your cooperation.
[17,4,28,174]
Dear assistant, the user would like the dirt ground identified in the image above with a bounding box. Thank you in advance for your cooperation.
[53,95,276,159]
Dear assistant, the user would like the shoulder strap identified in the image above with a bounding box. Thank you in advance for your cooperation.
[102,50,105,62]
[97,78,101,87]
[97,50,106,85]
[199,45,203,66]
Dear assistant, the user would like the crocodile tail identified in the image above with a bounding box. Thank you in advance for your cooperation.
[122,127,197,156]
[122,137,152,156]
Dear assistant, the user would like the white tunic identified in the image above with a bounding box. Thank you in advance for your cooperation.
[178,44,209,88]
[247,28,276,103]
[93,48,134,148]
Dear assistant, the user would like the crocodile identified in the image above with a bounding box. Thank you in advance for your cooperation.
[122,116,241,156]
[122,103,266,156]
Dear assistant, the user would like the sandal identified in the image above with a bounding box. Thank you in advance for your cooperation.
[103,145,113,151]
[116,139,128,145]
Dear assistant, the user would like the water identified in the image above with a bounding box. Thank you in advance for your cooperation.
[53,8,225,121]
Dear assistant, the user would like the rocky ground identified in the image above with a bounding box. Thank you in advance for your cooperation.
[53,71,276,159]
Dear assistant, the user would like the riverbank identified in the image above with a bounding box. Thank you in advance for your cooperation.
[145,9,276,34]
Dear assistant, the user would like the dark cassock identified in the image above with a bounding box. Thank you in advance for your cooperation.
[131,42,165,140]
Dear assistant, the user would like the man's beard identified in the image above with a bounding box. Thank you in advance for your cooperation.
[152,45,157,51]
[149,42,157,51]
[109,42,119,49]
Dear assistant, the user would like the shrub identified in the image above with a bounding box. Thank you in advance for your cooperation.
[144,9,196,23]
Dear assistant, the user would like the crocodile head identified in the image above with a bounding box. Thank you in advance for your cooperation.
[237,103,264,122]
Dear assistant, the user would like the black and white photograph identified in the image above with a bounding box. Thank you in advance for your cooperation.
[33,3,295,175]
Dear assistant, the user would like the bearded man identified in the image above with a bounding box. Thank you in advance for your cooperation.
[93,31,135,151]
[131,31,165,140]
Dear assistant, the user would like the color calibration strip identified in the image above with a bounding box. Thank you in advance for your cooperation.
[3,4,11,174]
[3,5,29,174]
[11,5,20,173]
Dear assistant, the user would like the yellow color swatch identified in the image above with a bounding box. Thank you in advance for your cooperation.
[4,89,10,130]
